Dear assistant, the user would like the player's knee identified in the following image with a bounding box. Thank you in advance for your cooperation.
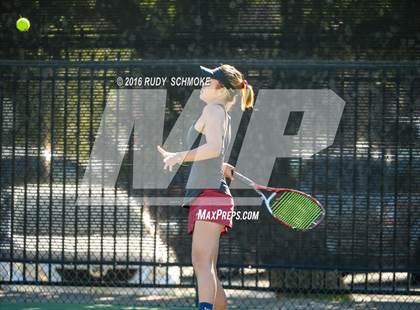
[191,247,212,271]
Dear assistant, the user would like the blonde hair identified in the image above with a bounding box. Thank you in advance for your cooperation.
[217,64,254,111]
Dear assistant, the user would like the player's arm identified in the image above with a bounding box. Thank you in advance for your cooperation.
[157,104,225,170]
[179,104,225,161]
[223,163,235,180]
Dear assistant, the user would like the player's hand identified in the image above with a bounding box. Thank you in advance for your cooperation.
[223,163,235,180]
[157,145,182,172]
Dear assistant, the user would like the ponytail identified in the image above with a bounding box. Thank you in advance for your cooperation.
[241,83,254,111]
[219,64,255,111]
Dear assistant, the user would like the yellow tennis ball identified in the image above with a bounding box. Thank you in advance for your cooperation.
[16,17,30,32]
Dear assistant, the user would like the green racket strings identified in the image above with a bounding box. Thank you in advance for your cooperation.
[270,192,322,229]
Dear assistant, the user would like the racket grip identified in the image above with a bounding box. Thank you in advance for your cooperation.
[231,170,256,188]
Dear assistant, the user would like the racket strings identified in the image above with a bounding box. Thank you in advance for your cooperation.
[270,192,322,229]
[273,194,313,227]
[287,197,321,229]
[271,197,318,229]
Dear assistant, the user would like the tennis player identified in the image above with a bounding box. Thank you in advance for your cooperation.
[157,64,254,310]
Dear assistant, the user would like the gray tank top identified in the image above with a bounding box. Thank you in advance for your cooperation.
[181,103,232,208]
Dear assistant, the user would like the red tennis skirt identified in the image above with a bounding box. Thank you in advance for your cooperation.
[188,188,234,236]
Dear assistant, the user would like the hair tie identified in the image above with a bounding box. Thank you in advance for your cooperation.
[242,79,248,89]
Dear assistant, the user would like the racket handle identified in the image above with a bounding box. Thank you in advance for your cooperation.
[232,170,257,188]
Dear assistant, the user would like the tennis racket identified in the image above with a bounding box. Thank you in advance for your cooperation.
[232,171,325,231]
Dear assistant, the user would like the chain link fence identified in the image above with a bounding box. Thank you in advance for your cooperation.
[0,59,419,308]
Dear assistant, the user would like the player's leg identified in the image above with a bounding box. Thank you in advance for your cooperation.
[192,220,224,309]
[212,245,228,310]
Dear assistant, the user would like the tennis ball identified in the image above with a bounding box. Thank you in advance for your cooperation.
[16,17,30,32]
